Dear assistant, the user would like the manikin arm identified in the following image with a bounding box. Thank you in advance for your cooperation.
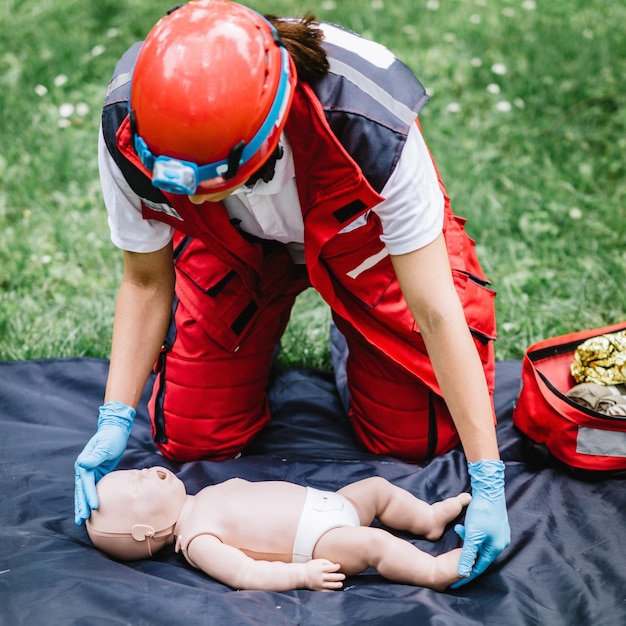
[186,535,345,592]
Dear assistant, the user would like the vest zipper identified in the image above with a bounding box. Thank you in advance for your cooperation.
[426,391,438,459]
[153,296,179,443]
[153,348,168,444]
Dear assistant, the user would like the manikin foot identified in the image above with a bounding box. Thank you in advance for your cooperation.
[423,493,472,541]
[430,547,465,591]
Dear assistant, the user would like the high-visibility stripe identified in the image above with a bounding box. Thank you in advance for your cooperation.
[107,71,132,96]
[328,57,417,126]
[322,23,397,68]
[346,247,389,279]
[141,198,183,221]
[577,427,626,458]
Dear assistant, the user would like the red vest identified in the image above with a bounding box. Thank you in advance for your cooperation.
[116,81,496,400]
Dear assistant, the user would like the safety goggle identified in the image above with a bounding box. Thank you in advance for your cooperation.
[131,38,292,196]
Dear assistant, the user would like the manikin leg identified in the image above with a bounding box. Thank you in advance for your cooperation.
[313,477,470,590]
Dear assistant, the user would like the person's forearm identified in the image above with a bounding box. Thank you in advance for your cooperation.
[390,239,499,463]
[418,307,499,462]
[105,267,175,408]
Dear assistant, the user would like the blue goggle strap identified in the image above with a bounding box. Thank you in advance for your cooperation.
[133,43,291,195]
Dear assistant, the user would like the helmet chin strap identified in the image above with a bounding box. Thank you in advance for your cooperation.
[225,141,246,180]
[245,144,284,187]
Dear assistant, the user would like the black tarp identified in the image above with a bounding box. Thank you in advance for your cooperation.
[1,357,625,625]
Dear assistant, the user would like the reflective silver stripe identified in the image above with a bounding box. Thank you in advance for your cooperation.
[107,71,132,96]
[141,198,183,221]
[322,23,396,68]
[577,427,626,458]
[346,247,389,279]
[338,213,368,234]
[328,57,416,126]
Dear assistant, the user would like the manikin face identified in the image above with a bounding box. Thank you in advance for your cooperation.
[86,467,187,560]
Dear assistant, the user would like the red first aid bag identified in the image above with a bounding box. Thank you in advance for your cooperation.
[513,321,626,475]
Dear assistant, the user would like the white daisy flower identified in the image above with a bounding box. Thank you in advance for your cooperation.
[58,103,75,118]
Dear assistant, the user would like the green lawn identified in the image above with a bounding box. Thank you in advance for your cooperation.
[1,0,624,367]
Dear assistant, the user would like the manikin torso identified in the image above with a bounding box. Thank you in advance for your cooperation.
[175,479,309,562]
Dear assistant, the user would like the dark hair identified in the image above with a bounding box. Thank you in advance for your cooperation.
[245,14,329,186]
[265,13,329,83]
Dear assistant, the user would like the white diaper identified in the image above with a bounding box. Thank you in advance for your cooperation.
[292,487,360,563]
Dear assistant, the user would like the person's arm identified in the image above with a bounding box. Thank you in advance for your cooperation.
[74,243,175,525]
[105,243,175,407]
[390,233,498,462]
[390,233,510,585]
[187,535,345,592]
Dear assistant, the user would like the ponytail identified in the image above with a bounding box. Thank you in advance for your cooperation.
[266,14,330,83]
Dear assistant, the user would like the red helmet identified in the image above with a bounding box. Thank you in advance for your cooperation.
[129,0,296,195]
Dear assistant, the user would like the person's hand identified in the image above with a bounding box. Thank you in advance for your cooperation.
[304,559,345,591]
[451,459,510,588]
[74,401,136,525]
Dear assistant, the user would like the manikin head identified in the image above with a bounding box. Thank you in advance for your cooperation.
[86,467,187,561]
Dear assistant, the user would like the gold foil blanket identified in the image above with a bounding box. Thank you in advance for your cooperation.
[571,330,626,385]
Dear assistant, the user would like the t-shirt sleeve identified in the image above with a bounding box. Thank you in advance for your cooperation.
[373,122,444,255]
[98,126,174,253]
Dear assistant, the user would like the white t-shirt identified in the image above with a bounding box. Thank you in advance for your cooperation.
[99,122,444,263]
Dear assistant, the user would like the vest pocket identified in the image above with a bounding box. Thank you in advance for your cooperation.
[172,236,307,353]
[450,269,497,344]
[321,218,397,308]
[173,239,259,352]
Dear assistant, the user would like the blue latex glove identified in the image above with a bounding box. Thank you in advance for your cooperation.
[451,459,510,588]
[74,401,135,525]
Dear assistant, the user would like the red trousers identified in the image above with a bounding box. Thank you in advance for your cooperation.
[148,238,461,464]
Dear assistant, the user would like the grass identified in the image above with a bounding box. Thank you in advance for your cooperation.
[1,0,624,368]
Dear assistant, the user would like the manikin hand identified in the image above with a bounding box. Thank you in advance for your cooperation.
[451,460,510,588]
[304,559,345,591]
[74,401,136,525]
